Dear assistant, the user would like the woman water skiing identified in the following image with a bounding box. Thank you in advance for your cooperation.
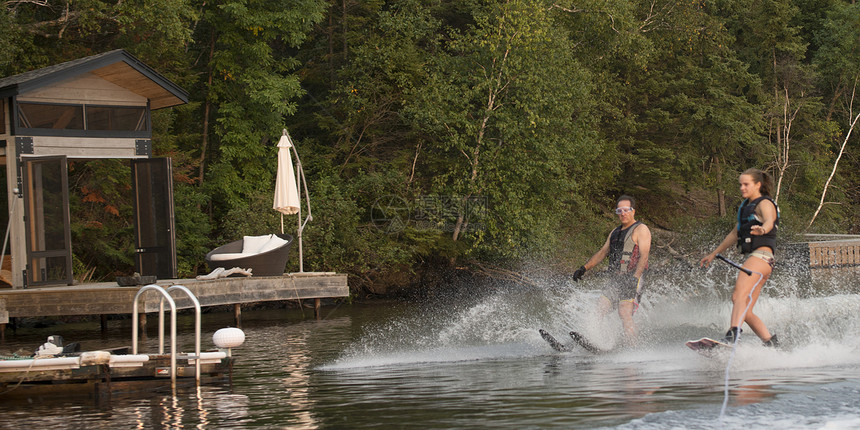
[699,168,780,347]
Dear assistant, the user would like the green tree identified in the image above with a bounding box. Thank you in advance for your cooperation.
[189,0,326,237]
[814,2,860,123]
[0,0,194,75]
[653,0,764,215]
[558,0,762,216]
[807,2,860,230]
[404,0,606,260]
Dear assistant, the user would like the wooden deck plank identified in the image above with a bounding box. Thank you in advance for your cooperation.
[0,273,348,323]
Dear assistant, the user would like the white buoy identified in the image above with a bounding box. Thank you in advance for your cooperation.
[212,327,245,356]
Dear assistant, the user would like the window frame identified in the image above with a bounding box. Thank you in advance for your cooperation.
[14,99,151,138]
[84,104,149,132]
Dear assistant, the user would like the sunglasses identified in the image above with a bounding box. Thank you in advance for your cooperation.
[615,207,633,214]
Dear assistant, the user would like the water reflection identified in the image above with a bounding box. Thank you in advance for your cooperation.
[238,314,353,429]
[617,367,662,418]
[194,387,208,430]
[212,393,250,420]
[134,404,146,429]
[732,383,775,406]
[160,394,182,428]
[542,354,566,377]
[280,328,319,429]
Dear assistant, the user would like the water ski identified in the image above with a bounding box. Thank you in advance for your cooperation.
[569,331,609,355]
[539,329,570,352]
[685,337,732,356]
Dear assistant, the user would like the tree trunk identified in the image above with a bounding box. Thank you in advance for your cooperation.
[328,5,335,84]
[774,87,801,205]
[716,156,726,217]
[808,110,860,229]
[452,133,483,241]
[342,0,348,62]
[198,30,216,185]
[718,189,726,217]
[452,43,511,241]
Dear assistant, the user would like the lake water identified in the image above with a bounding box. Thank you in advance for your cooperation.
[0,265,858,429]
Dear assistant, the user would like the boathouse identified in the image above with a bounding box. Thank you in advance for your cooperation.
[0,51,348,332]
[0,49,186,288]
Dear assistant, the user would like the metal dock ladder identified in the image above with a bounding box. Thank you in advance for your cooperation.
[131,284,203,385]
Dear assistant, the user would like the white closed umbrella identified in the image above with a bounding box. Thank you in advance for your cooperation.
[274,131,300,216]
[273,129,312,272]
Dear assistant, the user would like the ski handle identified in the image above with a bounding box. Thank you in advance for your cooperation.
[715,254,752,276]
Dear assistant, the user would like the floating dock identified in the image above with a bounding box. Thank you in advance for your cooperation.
[0,272,349,334]
[0,283,249,401]
[0,350,234,400]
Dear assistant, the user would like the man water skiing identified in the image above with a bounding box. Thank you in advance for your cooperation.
[572,195,652,344]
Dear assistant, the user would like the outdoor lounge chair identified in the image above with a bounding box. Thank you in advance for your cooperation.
[205,234,294,277]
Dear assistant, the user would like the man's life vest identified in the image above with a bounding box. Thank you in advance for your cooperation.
[607,221,646,274]
[736,196,779,254]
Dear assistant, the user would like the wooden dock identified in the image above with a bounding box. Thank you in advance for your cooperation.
[780,236,860,295]
[806,239,860,268]
[0,272,348,332]
[783,236,860,268]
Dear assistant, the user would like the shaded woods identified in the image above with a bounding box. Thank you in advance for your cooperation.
[2,0,858,295]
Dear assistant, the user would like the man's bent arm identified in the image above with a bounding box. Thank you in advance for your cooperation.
[633,225,651,279]
[583,236,611,270]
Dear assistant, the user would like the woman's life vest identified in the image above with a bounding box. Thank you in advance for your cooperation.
[607,221,646,274]
[736,196,779,254]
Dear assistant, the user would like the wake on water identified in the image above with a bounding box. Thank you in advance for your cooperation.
[323,268,860,368]
[319,266,860,427]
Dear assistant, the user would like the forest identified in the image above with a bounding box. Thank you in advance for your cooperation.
[1,0,858,294]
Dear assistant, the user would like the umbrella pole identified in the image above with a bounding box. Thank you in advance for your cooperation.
[297,151,312,272]
[297,196,303,273]
[281,130,311,273]
[294,145,304,273]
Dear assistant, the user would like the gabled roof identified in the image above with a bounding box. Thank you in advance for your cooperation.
[0,49,188,109]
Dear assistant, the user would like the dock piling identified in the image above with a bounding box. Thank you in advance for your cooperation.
[233,304,241,328]
[139,312,147,334]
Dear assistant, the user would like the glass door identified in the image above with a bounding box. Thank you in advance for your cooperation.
[132,158,176,279]
[22,156,73,286]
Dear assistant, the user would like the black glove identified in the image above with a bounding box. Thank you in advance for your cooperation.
[572,265,587,282]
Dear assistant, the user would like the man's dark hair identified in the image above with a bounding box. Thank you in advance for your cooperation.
[617,195,636,209]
